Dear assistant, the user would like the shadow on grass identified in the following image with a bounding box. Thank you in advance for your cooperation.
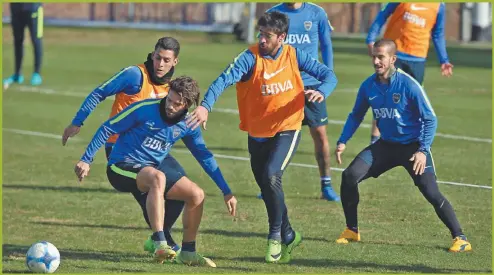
[214,255,491,273]
[3,184,115,194]
[30,221,327,242]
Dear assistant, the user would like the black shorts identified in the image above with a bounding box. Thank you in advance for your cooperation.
[395,58,426,85]
[302,84,328,128]
[355,139,436,184]
[248,130,301,184]
[106,154,187,196]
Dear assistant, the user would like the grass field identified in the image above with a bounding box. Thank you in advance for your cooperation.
[2,26,492,273]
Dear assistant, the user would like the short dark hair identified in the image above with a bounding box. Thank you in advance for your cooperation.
[257,11,289,35]
[374,39,397,55]
[154,37,180,57]
[169,76,200,108]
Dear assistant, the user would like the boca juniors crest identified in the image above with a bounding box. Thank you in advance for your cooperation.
[304,21,312,31]
[392,93,401,104]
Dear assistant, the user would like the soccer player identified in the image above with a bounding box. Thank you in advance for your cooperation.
[334,39,472,253]
[62,37,187,253]
[74,76,236,266]
[259,2,339,201]
[366,2,454,144]
[3,3,44,88]
[186,11,338,263]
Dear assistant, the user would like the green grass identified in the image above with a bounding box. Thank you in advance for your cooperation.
[2,26,492,273]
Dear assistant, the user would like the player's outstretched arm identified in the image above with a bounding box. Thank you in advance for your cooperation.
[295,47,338,99]
[62,66,142,145]
[365,3,398,56]
[431,3,453,77]
[337,82,371,148]
[317,10,335,70]
[76,100,147,181]
[187,50,255,130]
[181,128,237,216]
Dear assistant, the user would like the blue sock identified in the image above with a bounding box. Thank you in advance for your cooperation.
[321,176,332,188]
[182,241,196,252]
[347,226,358,233]
[164,229,176,247]
[268,232,282,241]
[151,231,165,242]
[282,230,295,245]
[371,135,380,144]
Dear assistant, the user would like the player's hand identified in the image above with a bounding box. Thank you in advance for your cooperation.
[441,63,454,77]
[335,143,346,165]
[367,42,375,56]
[305,90,324,103]
[186,106,208,130]
[62,124,81,146]
[409,151,427,175]
[74,161,90,182]
[223,194,237,216]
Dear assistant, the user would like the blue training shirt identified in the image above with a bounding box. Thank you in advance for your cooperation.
[201,45,338,112]
[366,3,449,64]
[338,69,437,153]
[267,3,334,86]
[71,66,143,127]
[80,98,232,195]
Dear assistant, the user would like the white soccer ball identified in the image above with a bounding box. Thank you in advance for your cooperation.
[26,241,61,273]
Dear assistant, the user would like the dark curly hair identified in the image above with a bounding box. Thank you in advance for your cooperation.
[169,76,200,108]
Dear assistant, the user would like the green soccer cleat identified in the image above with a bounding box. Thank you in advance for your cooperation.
[174,251,216,267]
[144,236,155,254]
[279,231,302,264]
[153,242,176,264]
[265,239,282,263]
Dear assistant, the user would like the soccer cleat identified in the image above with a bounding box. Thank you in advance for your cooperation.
[153,242,177,263]
[144,236,180,253]
[30,73,42,86]
[3,74,24,89]
[321,186,340,201]
[449,235,472,252]
[336,228,361,244]
[279,231,302,264]
[174,251,216,267]
[256,193,263,199]
[265,239,282,263]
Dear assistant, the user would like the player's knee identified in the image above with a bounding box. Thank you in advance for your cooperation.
[417,176,446,207]
[148,170,166,191]
[342,167,360,187]
[264,170,282,189]
[187,185,205,206]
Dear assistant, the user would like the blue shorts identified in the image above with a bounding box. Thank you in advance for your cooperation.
[302,85,328,128]
[395,59,426,85]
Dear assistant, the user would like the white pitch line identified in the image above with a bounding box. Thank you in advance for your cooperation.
[10,85,491,144]
[4,127,490,190]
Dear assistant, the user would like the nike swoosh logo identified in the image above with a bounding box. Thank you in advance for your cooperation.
[410,4,428,11]
[263,66,287,80]
[321,117,328,122]
[369,96,378,100]
[270,252,281,259]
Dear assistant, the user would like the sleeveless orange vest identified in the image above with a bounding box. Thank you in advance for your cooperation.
[235,45,305,138]
[383,3,440,58]
[107,64,170,144]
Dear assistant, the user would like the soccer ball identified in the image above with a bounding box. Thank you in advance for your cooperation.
[26,241,61,273]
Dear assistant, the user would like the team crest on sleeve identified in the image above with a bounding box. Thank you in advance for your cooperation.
[304,21,312,31]
[392,93,401,104]
[173,126,181,139]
